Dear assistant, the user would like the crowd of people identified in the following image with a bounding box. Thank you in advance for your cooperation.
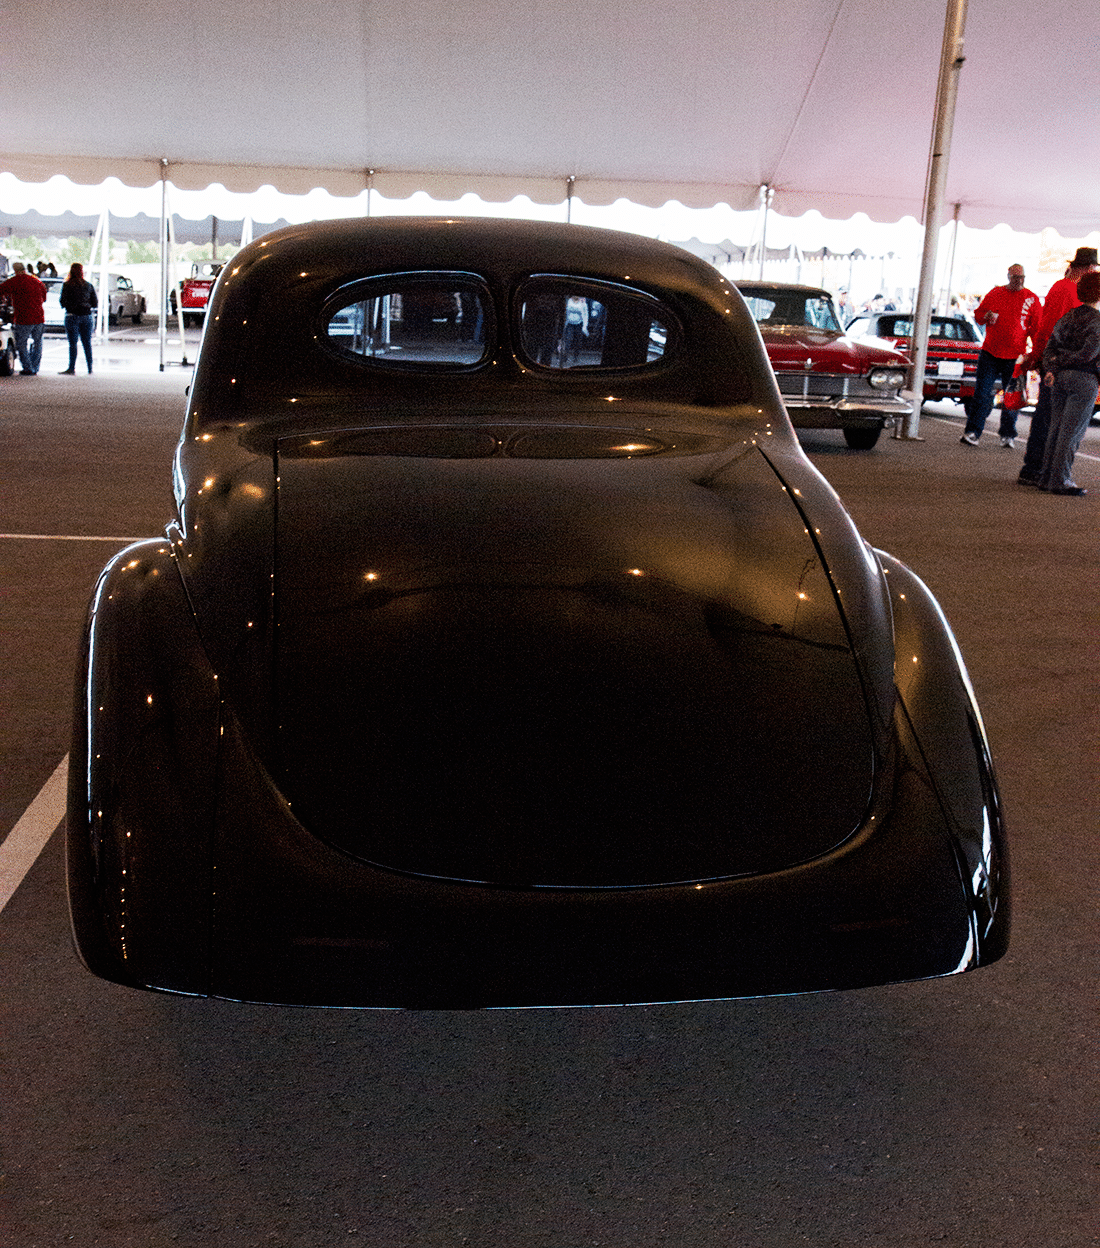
[847,291,902,319]
[958,247,1098,496]
[0,259,98,375]
[0,256,59,281]
[832,250,1098,497]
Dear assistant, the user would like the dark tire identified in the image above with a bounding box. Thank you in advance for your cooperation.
[0,340,14,376]
[843,425,883,450]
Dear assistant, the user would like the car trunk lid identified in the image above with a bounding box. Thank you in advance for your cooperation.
[272,423,875,887]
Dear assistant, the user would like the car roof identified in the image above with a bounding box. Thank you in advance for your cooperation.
[187,216,777,425]
[735,280,831,298]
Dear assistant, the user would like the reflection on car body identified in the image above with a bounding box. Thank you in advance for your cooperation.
[67,218,1008,1008]
[737,281,911,448]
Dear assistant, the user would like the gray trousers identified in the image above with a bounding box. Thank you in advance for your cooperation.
[1041,368,1098,490]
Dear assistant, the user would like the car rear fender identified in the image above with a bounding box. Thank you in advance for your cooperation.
[875,550,1008,959]
[67,538,222,994]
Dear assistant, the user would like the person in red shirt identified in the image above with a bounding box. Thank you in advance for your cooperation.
[1016,246,1098,485]
[960,264,1042,447]
[0,261,48,375]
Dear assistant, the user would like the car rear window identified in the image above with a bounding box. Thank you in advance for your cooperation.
[931,318,978,341]
[881,317,977,341]
[323,273,492,369]
[516,276,677,371]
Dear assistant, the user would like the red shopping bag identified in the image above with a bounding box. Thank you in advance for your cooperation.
[1002,360,1027,411]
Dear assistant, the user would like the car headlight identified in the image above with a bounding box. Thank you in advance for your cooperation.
[869,367,906,390]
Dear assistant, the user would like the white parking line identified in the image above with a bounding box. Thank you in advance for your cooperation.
[0,755,68,913]
[2,535,149,911]
[924,414,1100,463]
[0,533,147,542]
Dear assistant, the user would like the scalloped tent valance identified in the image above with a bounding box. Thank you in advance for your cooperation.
[2,0,1098,235]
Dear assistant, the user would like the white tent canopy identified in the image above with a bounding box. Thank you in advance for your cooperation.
[0,206,289,246]
[3,0,1098,235]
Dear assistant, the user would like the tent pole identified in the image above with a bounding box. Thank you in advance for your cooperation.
[159,160,168,371]
[566,176,576,224]
[940,202,962,313]
[87,211,104,337]
[97,210,110,343]
[168,207,189,365]
[897,0,968,441]
[757,184,772,279]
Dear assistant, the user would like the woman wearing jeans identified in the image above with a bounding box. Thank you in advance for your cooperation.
[1038,270,1100,497]
[59,262,97,374]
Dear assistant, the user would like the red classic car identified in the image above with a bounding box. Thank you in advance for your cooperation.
[169,261,224,326]
[846,311,983,408]
[736,282,910,448]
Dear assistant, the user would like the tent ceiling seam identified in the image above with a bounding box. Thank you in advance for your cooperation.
[764,0,848,190]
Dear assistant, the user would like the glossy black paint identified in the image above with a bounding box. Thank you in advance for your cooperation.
[67,218,1008,1006]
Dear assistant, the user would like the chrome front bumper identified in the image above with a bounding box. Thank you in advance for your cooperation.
[780,393,912,429]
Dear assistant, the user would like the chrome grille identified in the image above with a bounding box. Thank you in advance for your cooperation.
[775,372,881,399]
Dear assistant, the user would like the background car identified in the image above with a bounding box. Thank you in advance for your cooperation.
[169,261,223,325]
[41,272,146,329]
[846,311,983,407]
[0,299,16,374]
[99,272,146,325]
[42,276,64,329]
[68,218,1007,1009]
[736,281,911,448]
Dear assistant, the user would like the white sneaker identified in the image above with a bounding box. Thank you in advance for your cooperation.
[1000,436,1016,448]
[960,432,980,446]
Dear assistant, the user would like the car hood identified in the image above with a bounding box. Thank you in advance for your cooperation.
[756,326,905,373]
[271,422,876,887]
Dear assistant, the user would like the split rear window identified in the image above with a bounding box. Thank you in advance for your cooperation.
[323,272,678,372]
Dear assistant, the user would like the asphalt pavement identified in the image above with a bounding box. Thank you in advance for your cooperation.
[1,338,1097,1247]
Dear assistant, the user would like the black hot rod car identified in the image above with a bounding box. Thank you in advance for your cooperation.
[67,218,1007,1007]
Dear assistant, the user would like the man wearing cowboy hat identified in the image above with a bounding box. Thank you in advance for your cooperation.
[1017,245,1099,484]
